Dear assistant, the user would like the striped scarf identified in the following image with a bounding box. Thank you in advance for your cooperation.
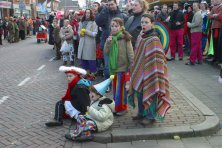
[129,30,170,120]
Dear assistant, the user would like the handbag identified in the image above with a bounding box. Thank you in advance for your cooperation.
[60,41,70,53]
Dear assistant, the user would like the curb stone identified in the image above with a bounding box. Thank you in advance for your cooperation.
[93,81,220,143]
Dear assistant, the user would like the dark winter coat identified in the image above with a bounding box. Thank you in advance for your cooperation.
[125,11,143,48]
[70,84,90,114]
[169,9,185,30]
[95,6,128,49]
[156,12,169,27]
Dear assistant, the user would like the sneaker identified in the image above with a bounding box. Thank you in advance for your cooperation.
[65,133,75,141]
[179,57,183,61]
[115,110,128,116]
[132,115,144,120]
[45,121,63,127]
[196,61,203,64]
[167,57,175,61]
[70,61,74,66]
[185,62,195,66]
[139,118,155,126]
[63,61,67,66]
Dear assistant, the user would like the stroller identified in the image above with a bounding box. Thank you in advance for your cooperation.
[36,25,48,43]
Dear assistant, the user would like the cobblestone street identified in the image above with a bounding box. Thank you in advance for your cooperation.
[0,38,222,148]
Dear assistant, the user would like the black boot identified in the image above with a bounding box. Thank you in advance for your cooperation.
[45,121,63,127]
[70,61,74,66]
[54,57,61,60]
[63,61,67,65]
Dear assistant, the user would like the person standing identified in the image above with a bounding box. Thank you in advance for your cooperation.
[167,2,185,61]
[125,0,147,49]
[14,18,19,43]
[47,12,55,46]
[208,0,222,63]
[8,17,15,43]
[128,14,170,125]
[156,4,169,26]
[60,19,74,66]
[70,12,80,58]
[200,1,209,51]
[18,17,26,40]
[53,18,61,60]
[186,2,203,65]
[3,17,8,40]
[104,18,134,115]
[0,19,3,45]
[78,9,98,79]
[96,0,128,82]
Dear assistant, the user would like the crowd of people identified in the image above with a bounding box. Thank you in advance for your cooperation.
[43,0,171,142]
[0,16,47,45]
[1,0,220,143]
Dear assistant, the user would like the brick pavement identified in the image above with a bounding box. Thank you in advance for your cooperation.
[0,38,216,147]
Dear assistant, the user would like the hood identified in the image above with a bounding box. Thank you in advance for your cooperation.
[77,79,92,87]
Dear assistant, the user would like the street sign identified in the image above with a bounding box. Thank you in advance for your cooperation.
[19,0,26,11]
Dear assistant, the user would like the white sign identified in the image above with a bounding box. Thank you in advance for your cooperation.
[0,1,12,8]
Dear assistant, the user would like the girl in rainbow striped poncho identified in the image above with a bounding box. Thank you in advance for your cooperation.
[128,14,171,125]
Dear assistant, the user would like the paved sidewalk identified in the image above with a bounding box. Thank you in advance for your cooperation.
[0,38,220,147]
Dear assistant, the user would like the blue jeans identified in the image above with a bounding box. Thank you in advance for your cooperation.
[103,54,110,79]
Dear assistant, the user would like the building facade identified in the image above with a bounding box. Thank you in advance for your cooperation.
[0,0,13,19]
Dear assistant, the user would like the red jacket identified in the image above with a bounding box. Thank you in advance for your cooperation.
[208,4,222,29]
[70,18,79,36]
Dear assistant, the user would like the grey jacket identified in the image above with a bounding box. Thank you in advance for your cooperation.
[188,10,203,33]
[78,21,98,60]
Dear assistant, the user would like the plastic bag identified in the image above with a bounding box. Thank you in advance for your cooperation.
[60,41,70,53]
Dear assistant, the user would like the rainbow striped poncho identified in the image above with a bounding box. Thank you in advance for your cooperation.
[129,31,171,121]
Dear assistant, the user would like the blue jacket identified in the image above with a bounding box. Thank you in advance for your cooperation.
[95,7,128,49]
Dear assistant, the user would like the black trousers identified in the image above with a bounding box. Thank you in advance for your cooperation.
[19,30,25,40]
[218,28,222,62]
[54,100,65,122]
[0,34,2,45]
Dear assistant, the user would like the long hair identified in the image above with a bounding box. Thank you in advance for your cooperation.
[81,9,94,22]
[134,0,149,12]
[111,17,131,41]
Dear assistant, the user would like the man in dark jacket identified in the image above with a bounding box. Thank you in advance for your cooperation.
[0,19,3,45]
[156,4,169,27]
[125,0,148,48]
[45,66,91,127]
[47,13,55,45]
[3,17,8,40]
[95,0,128,80]
[167,2,185,61]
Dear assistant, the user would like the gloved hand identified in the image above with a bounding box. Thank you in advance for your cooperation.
[98,98,113,107]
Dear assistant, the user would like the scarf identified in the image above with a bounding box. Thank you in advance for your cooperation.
[61,76,81,102]
[141,29,155,38]
[109,31,123,75]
